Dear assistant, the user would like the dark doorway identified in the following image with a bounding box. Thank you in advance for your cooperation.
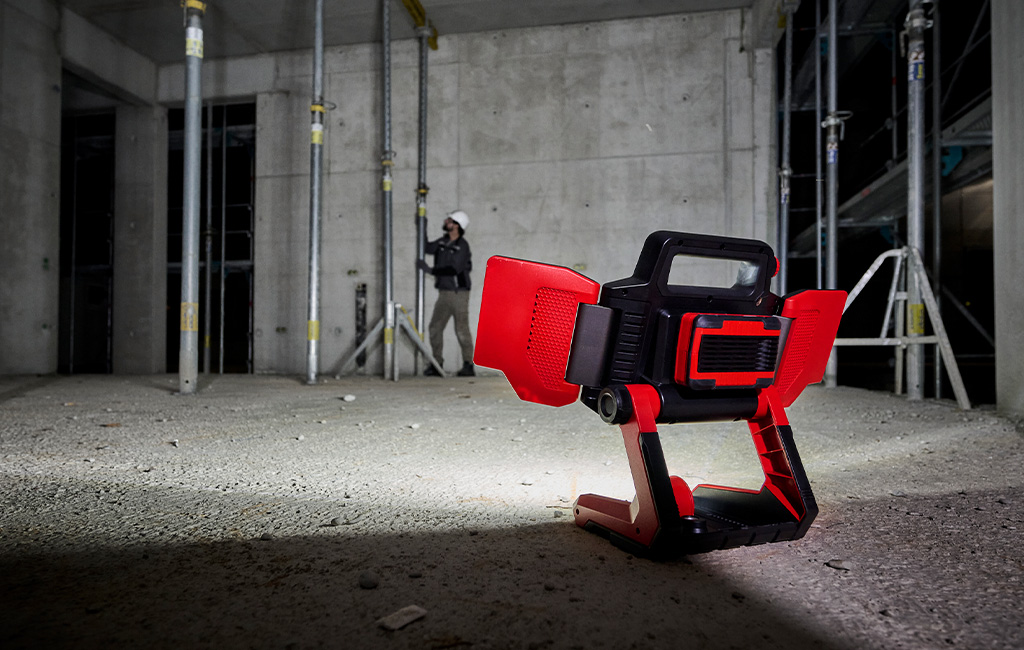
[166,103,256,374]
[59,112,116,374]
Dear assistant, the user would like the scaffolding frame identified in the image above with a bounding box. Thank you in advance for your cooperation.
[777,1,991,405]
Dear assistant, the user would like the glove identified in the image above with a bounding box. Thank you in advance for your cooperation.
[416,259,432,273]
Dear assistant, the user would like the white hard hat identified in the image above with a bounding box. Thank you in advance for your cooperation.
[447,210,469,230]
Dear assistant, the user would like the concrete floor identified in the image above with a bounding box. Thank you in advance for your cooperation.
[0,373,1021,649]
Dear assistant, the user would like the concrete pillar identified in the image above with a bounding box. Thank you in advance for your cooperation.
[112,105,168,373]
[991,0,1024,416]
[752,46,778,247]
[254,90,309,375]
[0,0,62,374]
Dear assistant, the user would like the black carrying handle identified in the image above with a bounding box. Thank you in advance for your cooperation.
[629,231,776,300]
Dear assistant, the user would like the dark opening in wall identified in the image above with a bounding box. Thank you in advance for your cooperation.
[166,103,256,374]
[59,112,116,374]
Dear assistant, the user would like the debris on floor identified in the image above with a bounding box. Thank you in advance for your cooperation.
[377,605,426,631]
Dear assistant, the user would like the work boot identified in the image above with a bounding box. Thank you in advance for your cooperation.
[457,362,475,377]
[424,365,443,377]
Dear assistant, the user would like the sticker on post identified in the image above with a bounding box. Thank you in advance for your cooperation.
[181,302,199,332]
[908,50,924,81]
[186,27,204,59]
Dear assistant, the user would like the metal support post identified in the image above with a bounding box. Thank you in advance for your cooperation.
[814,0,823,291]
[903,1,930,400]
[823,0,840,388]
[415,25,431,373]
[382,0,396,381]
[931,1,943,398]
[179,0,206,395]
[306,0,325,385]
[336,0,443,381]
[778,1,798,296]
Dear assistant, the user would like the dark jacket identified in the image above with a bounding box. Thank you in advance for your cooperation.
[425,235,472,291]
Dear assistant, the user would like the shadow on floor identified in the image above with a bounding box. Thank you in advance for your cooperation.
[0,520,848,650]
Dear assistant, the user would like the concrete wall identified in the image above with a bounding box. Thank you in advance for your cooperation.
[991,0,1024,416]
[164,9,777,376]
[112,104,168,374]
[0,6,776,378]
[0,0,62,374]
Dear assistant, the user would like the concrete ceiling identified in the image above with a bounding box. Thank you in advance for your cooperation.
[58,0,754,66]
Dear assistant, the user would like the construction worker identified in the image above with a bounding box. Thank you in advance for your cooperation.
[421,210,475,377]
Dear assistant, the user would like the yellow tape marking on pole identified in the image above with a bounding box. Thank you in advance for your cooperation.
[181,303,199,332]
[908,303,925,335]
[311,124,324,145]
[383,179,392,191]
[205,335,210,349]
[183,0,207,11]
[308,320,320,341]
[384,327,394,345]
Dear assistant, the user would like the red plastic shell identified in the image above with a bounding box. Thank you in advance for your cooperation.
[573,384,675,547]
[474,256,600,407]
[675,314,781,389]
[774,290,847,406]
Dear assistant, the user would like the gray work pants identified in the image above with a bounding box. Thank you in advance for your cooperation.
[429,290,474,367]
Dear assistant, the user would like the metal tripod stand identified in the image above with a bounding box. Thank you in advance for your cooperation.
[833,246,970,410]
[336,303,444,380]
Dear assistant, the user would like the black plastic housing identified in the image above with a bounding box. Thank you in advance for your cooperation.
[576,231,779,418]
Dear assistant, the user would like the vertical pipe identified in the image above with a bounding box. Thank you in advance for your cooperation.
[381,0,396,381]
[219,105,227,374]
[415,26,430,373]
[778,3,795,296]
[905,1,928,400]
[814,0,823,291]
[823,0,839,387]
[891,29,899,165]
[203,102,213,374]
[69,119,78,373]
[179,1,205,395]
[931,1,943,399]
[306,0,325,385]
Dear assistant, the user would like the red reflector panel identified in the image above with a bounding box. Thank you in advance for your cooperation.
[474,256,600,407]
[676,314,782,390]
[774,289,847,406]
